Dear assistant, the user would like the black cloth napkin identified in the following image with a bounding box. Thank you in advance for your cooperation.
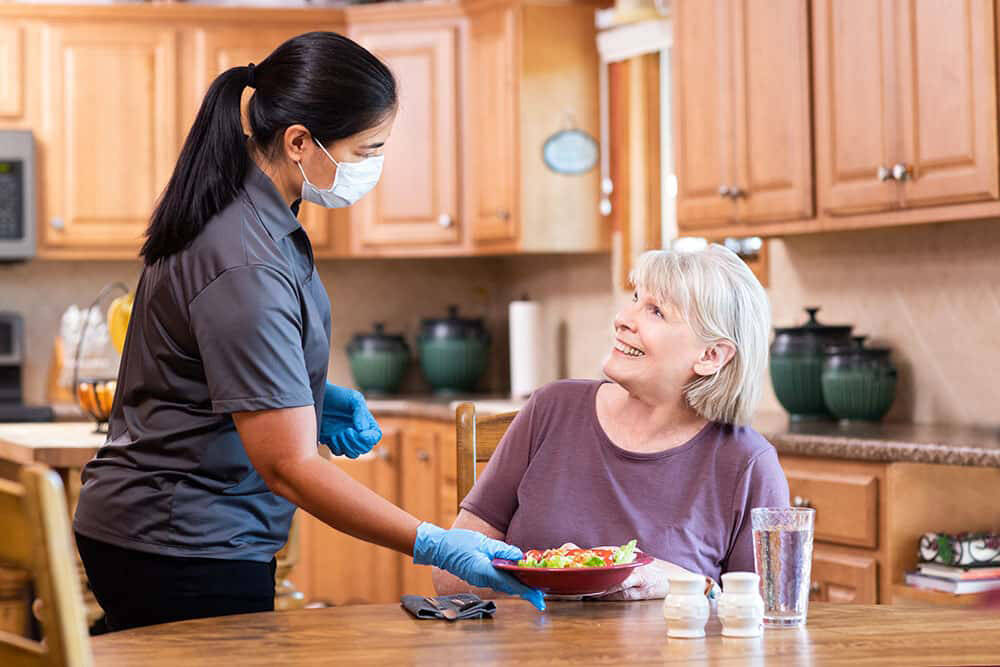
[400,593,497,621]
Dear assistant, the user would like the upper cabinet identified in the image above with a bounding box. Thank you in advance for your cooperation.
[673,0,813,236]
[37,23,180,257]
[813,0,998,217]
[348,24,462,253]
[467,0,608,254]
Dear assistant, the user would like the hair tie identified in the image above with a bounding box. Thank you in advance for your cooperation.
[246,63,256,89]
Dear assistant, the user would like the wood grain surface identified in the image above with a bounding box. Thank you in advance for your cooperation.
[91,599,1000,666]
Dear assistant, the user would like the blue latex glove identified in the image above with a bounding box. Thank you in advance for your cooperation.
[413,522,546,611]
[318,382,382,458]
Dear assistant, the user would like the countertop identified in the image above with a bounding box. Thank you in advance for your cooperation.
[366,397,1000,469]
[4,403,998,469]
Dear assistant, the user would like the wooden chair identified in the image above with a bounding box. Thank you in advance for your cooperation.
[0,464,93,667]
[455,403,518,513]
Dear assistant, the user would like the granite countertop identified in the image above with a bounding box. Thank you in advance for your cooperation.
[369,396,1000,469]
[753,412,1000,468]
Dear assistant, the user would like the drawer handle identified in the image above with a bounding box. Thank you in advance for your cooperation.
[792,495,812,508]
[810,581,821,595]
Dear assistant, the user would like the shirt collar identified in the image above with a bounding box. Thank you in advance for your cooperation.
[243,162,302,240]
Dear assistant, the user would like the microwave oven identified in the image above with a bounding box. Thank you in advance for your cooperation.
[0,130,35,261]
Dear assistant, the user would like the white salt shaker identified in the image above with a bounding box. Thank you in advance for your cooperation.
[662,572,710,638]
[717,572,764,637]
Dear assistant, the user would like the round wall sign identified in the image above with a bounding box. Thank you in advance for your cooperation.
[542,128,598,175]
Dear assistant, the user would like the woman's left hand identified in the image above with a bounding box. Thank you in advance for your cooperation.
[596,557,695,601]
[318,382,382,458]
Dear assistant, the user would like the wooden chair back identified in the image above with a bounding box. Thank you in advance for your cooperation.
[455,403,518,513]
[0,464,93,667]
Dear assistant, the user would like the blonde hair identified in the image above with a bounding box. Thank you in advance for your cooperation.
[628,244,771,425]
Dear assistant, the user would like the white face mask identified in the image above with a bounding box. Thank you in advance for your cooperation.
[297,138,384,208]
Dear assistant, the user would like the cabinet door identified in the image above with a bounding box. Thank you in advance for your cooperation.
[349,26,460,249]
[38,24,179,253]
[193,28,348,257]
[300,434,401,606]
[399,427,441,597]
[895,0,998,208]
[813,0,899,215]
[673,0,735,231]
[468,7,518,244]
[810,548,878,604]
[0,23,24,119]
[733,0,813,223]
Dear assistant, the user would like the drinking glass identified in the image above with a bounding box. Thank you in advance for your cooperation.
[751,507,815,627]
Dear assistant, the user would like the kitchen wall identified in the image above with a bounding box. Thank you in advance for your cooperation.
[5,217,999,427]
[763,218,1000,426]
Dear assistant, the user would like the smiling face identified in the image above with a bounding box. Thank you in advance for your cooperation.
[602,285,709,401]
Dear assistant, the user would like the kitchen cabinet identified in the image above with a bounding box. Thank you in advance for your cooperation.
[0,24,24,119]
[297,430,402,606]
[466,0,608,253]
[780,455,999,606]
[672,0,813,235]
[810,548,878,605]
[348,24,462,253]
[1,2,607,259]
[813,0,998,216]
[297,416,457,605]
[37,23,180,257]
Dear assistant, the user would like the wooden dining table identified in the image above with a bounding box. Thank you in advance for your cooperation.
[91,599,1000,666]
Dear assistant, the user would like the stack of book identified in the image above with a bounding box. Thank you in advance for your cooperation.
[905,531,1000,594]
[905,562,1000,595]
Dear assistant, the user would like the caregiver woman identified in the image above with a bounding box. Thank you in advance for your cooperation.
[73,32,542,632]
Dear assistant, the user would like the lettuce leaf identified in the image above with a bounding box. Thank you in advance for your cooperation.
[612,539,637,564]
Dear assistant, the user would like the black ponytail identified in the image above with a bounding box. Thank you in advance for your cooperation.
[141,32,397,264]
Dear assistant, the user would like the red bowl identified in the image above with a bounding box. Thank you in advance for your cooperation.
[492,553,653,596]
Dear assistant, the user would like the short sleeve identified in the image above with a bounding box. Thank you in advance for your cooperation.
[722,447,790,574]
[189,265,314,414]
[458,395,540,534]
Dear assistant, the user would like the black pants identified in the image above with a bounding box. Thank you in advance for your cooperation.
[76,532,276,633]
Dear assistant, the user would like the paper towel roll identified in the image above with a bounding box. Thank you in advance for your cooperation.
[509,298,542,399]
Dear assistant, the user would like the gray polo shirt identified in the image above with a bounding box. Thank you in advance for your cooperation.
[73,164,331,562]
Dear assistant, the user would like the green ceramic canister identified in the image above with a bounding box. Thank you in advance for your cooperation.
[417,306,490,394]
[770,307,853,421]
[346,323,410,395]
[821,336,897,422]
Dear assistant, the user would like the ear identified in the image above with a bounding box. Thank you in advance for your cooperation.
[692,340,736,377]
[282,124,312,164]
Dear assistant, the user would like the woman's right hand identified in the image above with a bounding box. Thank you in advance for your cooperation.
[413,523,545,610]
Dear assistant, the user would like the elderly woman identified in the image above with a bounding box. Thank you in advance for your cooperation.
[433,245,789,600]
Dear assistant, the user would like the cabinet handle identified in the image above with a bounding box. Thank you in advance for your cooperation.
[50,217,65,231]
[416,449,431,462]
[792,495,812,508]
[495,208,511,221]
[877,165,892,182]
[377,448,392,463]
[810,581,822,595]
[718,185,731,198]
[438,214,453,228]
[729,187,745,199]
[891,163,911,181]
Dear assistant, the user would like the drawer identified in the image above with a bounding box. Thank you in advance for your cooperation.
[782,461,879,548]
[810,547,878,604]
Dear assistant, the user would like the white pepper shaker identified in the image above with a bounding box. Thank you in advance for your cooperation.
[717,572,764,637]
[662,572,710,638]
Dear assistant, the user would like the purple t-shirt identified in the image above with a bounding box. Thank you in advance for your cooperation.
[461,380,790,582]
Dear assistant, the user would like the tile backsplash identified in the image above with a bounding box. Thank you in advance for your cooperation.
[3,217,998,427]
